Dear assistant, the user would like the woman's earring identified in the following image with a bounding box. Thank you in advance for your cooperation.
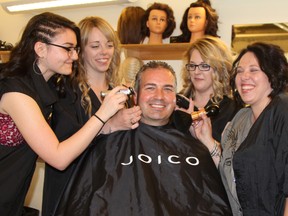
[33,58,42,75]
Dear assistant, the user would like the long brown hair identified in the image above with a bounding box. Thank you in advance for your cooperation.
[0,12,80,79]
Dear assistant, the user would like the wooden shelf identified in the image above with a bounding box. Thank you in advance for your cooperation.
[0,51,10,63]
[120,43,190,60]
[0,43,189,63]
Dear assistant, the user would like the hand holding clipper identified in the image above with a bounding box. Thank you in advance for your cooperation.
[100,86,135,108]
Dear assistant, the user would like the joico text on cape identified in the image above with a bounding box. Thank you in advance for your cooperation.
[121,154,200,166]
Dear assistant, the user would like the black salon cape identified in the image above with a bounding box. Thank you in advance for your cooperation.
[54,123,231,216]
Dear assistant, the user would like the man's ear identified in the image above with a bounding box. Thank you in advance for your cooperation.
[34,41,47,58]
[173,95,177,110]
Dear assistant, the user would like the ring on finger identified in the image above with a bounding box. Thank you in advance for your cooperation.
[192,121,199,127]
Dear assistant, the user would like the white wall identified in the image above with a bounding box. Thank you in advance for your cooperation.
[1,0,288,88]
[1,0,288,213]
[1,0,288,47]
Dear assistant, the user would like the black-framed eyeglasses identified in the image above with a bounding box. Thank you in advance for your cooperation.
[185,63,211,72]
[45,42,80,56]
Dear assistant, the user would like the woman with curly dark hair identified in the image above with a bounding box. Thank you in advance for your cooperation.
[141,2,176,44]
[171,0,219,43]
[195,42,288,215]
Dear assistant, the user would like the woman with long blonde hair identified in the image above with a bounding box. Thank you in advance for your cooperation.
[175,36,240,142]
[42,16,141,215]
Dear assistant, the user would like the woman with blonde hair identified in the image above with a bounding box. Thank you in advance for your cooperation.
[42,16,141,215]
[175,36,240,142]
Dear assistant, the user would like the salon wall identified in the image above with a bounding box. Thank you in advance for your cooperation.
[1,0,288,47]
[0,0,287,213]
[1,0,288,88]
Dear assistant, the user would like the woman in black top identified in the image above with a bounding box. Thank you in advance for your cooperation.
[0,12,127,216]
[42,16,142,216]
[174,36,239,143]
[195,42,288,215]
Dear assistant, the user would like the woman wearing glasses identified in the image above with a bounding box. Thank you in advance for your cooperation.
[175,36,240,143]
[0,12,128,216]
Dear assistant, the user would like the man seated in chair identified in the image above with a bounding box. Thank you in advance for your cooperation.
[54,61,232,216]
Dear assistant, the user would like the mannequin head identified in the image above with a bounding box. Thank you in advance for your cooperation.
[177,0,219,43]
[186,7,207,37]
[146,9,168,36]
[117,6,145,44]
[142,3,176,40]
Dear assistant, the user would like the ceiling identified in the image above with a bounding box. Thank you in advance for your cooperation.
[231,22,288,53]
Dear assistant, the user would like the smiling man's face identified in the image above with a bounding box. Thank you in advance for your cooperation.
[136,67,176,126]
